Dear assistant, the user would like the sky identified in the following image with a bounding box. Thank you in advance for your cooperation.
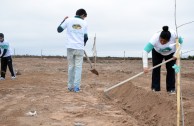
[0,0,194,57]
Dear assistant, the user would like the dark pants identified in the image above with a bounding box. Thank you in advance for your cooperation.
[152,49,176,91]
[1,56,15,78]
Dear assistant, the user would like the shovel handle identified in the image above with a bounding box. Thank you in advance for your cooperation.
[104,57,174,92]
[84,51,93,69]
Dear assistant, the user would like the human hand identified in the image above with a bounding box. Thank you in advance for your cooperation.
[173,56,177,60]
[143,67,149,73]
[64,16,68,20]
[178,36,183,44]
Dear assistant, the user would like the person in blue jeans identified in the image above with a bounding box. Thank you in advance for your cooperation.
[57,9,88,92]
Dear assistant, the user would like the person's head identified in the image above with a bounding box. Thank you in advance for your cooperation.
[159,26,171,45]
[0,33,4,42]
[76,8,87,19]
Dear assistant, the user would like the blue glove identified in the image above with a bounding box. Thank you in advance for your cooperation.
[172,64,181,73]
[178,36,183,44]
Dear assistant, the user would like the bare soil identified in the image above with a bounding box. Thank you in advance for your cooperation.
[0,58,193,126]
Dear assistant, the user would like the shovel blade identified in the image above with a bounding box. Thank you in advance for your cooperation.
[90,69,99,75]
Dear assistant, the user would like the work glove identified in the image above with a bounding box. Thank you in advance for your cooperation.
[172,64,181,73]
[178,36,183,44]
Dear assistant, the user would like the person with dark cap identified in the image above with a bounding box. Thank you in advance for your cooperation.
[0,33,16,80]
[142,26,183,94]
[57,9,88,92]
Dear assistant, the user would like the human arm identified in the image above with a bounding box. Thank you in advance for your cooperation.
[84,34,88,46]
[57,16,68,33]
[1,49,7,58]
[0,43,9,58]
[143,42,154,73]
[83,24,88,46]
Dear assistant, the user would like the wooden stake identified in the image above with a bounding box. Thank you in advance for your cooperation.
[176,38,181,126]
[94,34,97,68]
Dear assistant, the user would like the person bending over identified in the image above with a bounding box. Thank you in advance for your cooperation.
[142,26,183,94]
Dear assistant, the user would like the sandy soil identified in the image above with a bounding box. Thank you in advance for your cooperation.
[0,58,193,126]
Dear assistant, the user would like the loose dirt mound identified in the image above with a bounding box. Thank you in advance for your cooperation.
[107,82,177,126]
[181,72,194,80]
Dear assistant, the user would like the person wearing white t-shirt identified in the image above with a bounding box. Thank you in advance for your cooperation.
[57,9,88,92]
[0,33,16,80]
[142,26,183,94]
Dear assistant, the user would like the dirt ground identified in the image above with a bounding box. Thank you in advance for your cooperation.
[0,58,193,126]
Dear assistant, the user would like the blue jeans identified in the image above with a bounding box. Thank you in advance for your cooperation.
[67,48,84,89]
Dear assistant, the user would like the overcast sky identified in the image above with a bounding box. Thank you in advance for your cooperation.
[0,0,194,57]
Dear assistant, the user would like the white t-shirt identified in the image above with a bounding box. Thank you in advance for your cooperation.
[149,29,177,55]
[142,29,177,67]
[0,40,12,57]
[60,17,88,50]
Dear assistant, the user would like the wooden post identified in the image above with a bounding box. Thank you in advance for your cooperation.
[93,34,97,68]
[176,38,181,126]
[124,51,125,61]
[92,34,97,84]
[41,49,43,59]
[14,48,16,58]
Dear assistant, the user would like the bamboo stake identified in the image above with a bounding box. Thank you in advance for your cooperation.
[180,51,185,126]
[176,38,181,126]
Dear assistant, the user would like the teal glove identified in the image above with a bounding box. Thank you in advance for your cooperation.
[172,64,181,73]
[178,36,183,44]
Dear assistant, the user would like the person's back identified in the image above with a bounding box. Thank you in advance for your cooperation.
[57,8,88,93]
[61,16,87,50]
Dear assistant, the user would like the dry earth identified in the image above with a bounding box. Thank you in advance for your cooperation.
[0,58,193,126]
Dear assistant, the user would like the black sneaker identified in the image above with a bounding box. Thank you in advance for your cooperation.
[68,88,73,92]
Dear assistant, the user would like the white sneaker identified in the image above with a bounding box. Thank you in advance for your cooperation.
[0,77,5,80]
[11,76,16,80]
[26,111,37,116]
[169,90,176,94]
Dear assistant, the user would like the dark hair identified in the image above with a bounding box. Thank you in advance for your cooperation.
[0,33,4,38]
[76,8,87,17]
[160,26,171,41]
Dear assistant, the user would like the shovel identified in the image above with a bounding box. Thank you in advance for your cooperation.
[84,51,99,75]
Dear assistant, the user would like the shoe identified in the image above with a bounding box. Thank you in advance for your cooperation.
[168,90,176,94]
[11,76,16,80]
[26,110,37,116]
[152,88,160,92]
[68,88,73,92]
[74,87,80,93]
[0,77,5,80]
